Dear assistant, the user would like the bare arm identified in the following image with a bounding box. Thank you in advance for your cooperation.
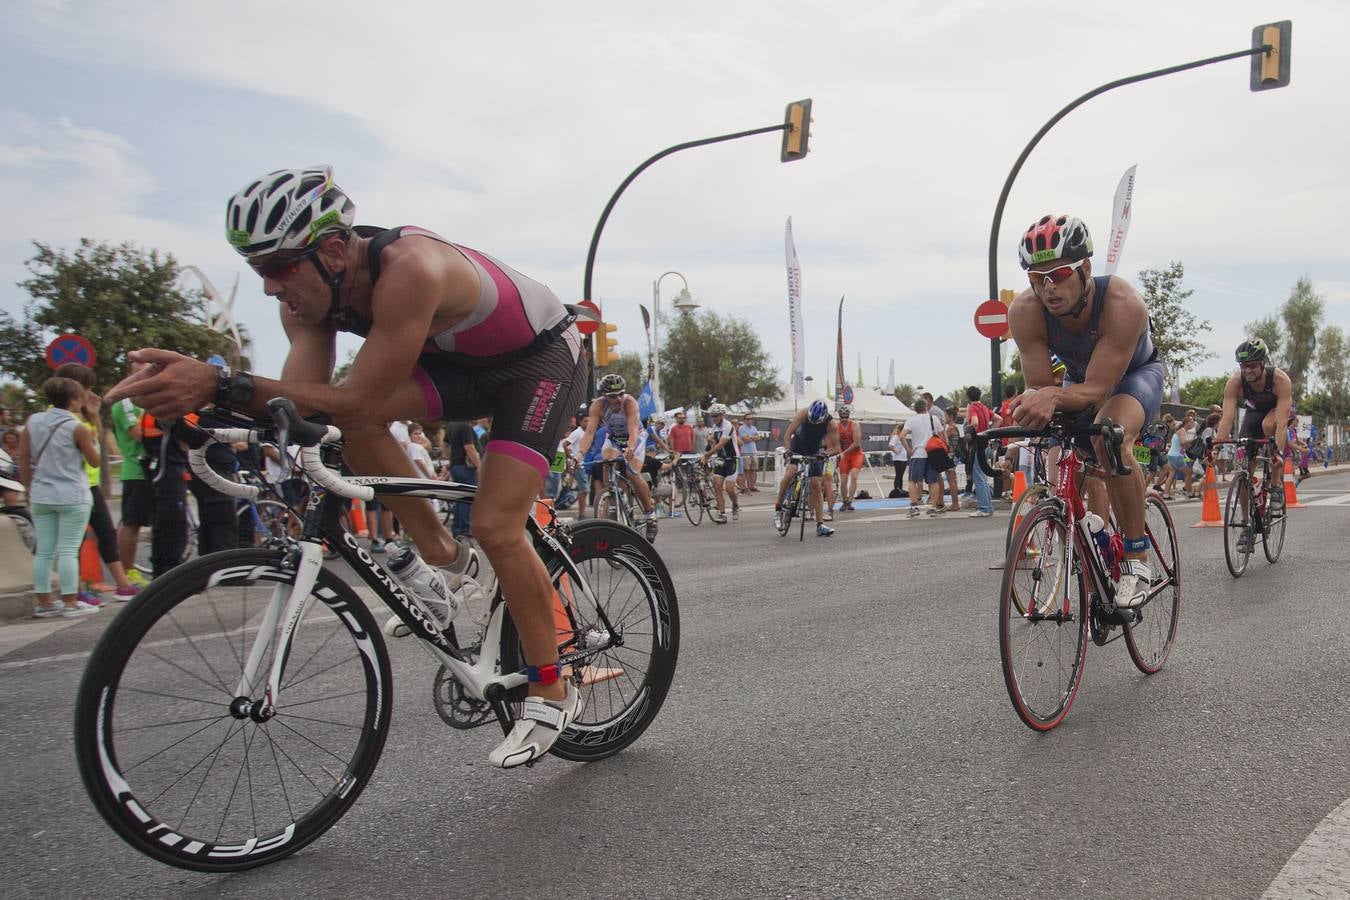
[825,421,842,455]
[74,422,101,468]
[1273,369,1294,456]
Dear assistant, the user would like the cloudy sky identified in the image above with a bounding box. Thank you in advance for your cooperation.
[3,1,1344,400]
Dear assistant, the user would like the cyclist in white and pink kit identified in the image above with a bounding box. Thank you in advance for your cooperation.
[108,166,585,768]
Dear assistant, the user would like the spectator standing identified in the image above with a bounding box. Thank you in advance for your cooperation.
[110,361,152,586]
[959,386,1000,517]
[445,420,481,538]
[738,413,763,493]
[667,411,694,456]
[1,429,23,507]
[835,405,864,511]
[888,423,908,496]
[901,398,946,517]
[20,377,102,618]
[407,423,441,479]
[55,363,140,600]
[561,409,589,517]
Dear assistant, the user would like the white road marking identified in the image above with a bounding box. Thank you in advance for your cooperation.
[1264,797,1350,898]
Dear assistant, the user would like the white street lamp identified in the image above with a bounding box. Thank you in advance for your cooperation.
[652,271,698,412]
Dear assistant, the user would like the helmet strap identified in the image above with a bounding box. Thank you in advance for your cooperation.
[308,253,347,328]
[1055,271,1091,320]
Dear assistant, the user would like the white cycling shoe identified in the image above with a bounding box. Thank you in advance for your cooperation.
[488,682,580,769]
[1114,559,1152,609]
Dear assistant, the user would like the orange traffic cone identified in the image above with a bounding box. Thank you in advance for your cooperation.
[350,499,368,538]
[1193,465,1223,527]
[80,529,104,583]
[1282,457,1302,508]
[1012,469,1027,503]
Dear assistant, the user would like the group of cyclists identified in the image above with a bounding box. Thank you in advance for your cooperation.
[105,164,1302,769]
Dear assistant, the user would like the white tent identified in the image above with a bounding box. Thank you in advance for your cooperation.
[751,381,834,421]
[841,387,914,424]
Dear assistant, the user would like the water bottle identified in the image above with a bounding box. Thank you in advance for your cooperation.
[386,545,460,625]
[1084,512,1113,561]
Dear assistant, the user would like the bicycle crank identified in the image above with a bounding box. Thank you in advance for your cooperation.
[431,664,493,730]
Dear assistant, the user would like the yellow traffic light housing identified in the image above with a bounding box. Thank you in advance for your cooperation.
[780,99,813,162]
[594,322,619,367]
[1250,21,1291,91]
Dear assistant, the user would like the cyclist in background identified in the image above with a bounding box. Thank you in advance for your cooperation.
[576,373,658,540]
[1006,214,1164,610]
[1215,338,1293,551]
[701,402,740,522]
[772,400,841,537]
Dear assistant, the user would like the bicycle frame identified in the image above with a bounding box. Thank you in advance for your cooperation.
[230,475,616,725]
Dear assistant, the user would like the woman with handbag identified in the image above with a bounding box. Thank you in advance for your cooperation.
[18,376,103,618]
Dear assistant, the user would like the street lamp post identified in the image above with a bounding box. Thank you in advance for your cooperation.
[652,271,698,413]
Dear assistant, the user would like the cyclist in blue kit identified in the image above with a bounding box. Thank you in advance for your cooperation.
[1006,214,1165,610]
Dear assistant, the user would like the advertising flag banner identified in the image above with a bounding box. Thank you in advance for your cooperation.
[637,381,657,422]
[835,296,847,404]
[886,359,895,395]
[786,218,806,403]
[1103,164,1137,276]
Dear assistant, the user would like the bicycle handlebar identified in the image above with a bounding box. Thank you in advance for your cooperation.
[178,399,371,502]
[974,418,1131,479]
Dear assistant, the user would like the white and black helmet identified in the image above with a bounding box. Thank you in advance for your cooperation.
[708,402,729,416]
[225,166,355,258]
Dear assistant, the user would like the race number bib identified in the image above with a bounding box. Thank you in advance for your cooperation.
[549,450,567,473]
[1131,444,1152,465]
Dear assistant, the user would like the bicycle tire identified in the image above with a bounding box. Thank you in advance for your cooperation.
[998,502,1088,731]
[596,489,620,524]
[1004,483,1051,554]
[1124,493,1181,674]
[777,480,798,537]
[676,470,695,525]
[75,548,393,873]
[1223,472,1252,578]
[499,519,678,762]
[797,475,809,542]
[1263,493,1287,564]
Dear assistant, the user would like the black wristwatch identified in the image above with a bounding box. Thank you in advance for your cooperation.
[215,367,257,410]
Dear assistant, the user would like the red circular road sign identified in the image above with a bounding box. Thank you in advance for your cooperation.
[974,299,1010,340]
[574,299,601,336]
[45,333,96,370]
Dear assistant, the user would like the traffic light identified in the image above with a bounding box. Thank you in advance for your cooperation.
[780,99,813,162]
[594,322,619,367]
[999,289,1016,341]
[1250,20,1291,91]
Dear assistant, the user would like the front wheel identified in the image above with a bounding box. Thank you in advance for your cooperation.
[1004,483,1051,554]
[1124,493,1181,674]
[777,480,798,537]
[999,502,1088,731]
[500,520,678,761]
[75,548,393,872]
[1263,491,1287,563]
[1223,473,1252,578]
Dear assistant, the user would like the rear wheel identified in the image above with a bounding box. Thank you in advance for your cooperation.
[500,520,678,761]
[1124,494,1180,674]
[999,502,1087,731]
[75,548,391,872]
[1223,472,1252,578]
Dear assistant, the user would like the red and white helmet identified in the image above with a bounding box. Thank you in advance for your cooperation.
[1018,214,1093,270]
[225,166,355,258]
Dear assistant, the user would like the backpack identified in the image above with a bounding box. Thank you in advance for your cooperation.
[1185,433,1207,461]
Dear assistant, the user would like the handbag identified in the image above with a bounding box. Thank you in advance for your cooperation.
[923,414,949,454]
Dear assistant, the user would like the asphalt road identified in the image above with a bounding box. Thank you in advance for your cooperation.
[4,473,1349,899]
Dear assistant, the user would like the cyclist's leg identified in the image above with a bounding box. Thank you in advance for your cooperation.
[337,378,461,567]
[1093,364,1161,578]
[808,474,824,521]
[775,462,798,507]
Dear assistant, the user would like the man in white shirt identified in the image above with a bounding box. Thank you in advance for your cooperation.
[561,410,589,518]
[900,398,946,518]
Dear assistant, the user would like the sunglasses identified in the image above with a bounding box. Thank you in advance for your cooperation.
[251,246,319,281]
[1027,257,1087,288]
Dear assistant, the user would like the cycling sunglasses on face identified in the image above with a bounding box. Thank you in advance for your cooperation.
[252,246,319,281]
[1027,257,1087,288]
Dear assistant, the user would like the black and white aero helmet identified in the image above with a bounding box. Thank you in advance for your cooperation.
[225,166,355,258]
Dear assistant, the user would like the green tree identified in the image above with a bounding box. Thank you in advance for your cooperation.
[1243,314,1284,366]
[1315,325,1348,422]
[1280,276,1324,402]
[658,310,779,409]
[893,383,916,406]
[1180,374,1228,409]
[1137,261,1212,372]
[1,239,245,394]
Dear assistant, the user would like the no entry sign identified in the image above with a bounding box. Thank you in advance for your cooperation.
[45,333,96,370]
[574,299,601,336]
[974,300,1010,340]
